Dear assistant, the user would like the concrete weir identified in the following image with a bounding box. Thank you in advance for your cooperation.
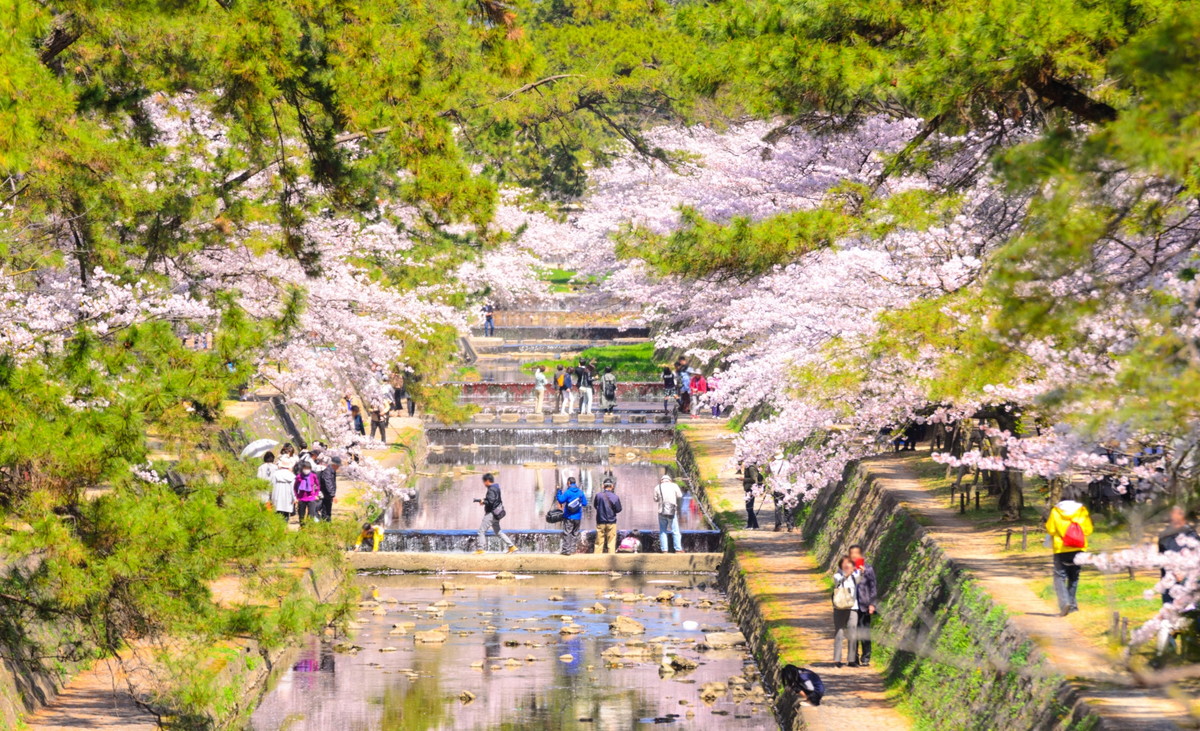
[348,550,723,573]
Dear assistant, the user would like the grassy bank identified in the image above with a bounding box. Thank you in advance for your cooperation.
[523,342,661,380]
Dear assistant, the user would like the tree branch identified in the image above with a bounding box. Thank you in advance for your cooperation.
[1023,68,1118,124]
[39,13,83,72]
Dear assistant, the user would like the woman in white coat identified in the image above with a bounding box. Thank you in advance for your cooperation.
[271,463,296,522]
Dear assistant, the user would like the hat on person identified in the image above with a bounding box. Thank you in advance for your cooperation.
[660,475,673,483]
[773,451,785,460]
[330,455,343,466]
[602,478,615,488]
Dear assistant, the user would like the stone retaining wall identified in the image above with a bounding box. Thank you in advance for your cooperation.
[802,463,1100,730]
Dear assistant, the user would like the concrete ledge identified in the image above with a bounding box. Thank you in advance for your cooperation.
[346,551,722,574]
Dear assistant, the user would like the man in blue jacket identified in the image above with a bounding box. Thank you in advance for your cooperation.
[555,476,588,555]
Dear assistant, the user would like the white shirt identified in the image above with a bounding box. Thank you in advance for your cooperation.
[655,480,683,512]
[256,462,276,481]
[833,571,860,611]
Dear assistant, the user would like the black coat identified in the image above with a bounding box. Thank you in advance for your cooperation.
[482,483,502,514]
[594,491,623,524]
[318,468,338,498]
[855,564,877,608]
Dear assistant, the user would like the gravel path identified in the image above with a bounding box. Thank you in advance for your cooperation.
[681,420,912,731]
[867,451,1192,730]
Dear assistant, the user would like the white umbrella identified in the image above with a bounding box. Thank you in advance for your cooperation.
[240,438,279,459]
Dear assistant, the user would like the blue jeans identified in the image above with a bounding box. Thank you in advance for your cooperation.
[484,319,495,336]
[658,513,682,552]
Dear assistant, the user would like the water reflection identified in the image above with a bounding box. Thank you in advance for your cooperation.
[249,575,773,731]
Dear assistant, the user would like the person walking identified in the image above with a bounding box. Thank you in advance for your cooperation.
[277,443,298,471]
[368,400,390,443]
[690,372,708,418]
[654,474,684,553]
[318,455,342,521]
[593,478,623,553]
[350,405,365,436]
[257,451,277,482]
[559,366,575,415]
[769,451,796,532]
[556,476,588,555]
[848,544,877,666]
[600,366,618,414]
[707,374,721,417]
[475,473,517,554]
[256,451,277,505]
[533,366,548,414]
[740,462,762,530]
[482,303,495,337]
[677,366,692,414]
[271,460,296,522]
[1045,498,1094,616]
[661,367,677,416]
[1156,505,1197,653]
[293,462,321,525]
[576,360,594,414]
[832,556,860,668]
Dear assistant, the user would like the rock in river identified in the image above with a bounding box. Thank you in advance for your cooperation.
[609,616,646,635]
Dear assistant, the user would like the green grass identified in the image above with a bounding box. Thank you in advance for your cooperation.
[904,456,1134,553]
[538,267,600,292]
[523,342,661,380]
[1033,573,1160,648]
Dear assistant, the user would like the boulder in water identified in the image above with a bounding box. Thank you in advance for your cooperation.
[702,631,746,649]
[414,624,450,643]
[609,616,646,635]
[559,653,574,662]
[459,690,476,704]
[655,591,675,602]
[495,571,516,581]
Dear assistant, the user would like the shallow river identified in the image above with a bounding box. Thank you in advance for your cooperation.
[249,573,775,730]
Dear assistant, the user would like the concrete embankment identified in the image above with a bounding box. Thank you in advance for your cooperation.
[677,417,1107,731]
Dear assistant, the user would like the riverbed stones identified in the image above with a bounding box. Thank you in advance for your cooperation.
[560,623,584,635]
[459,690,476,704]
[559,654,574,662]
[414,625,450,643]
[655,591,675,602]
[495,571,516,580]
[584,602,607,613]
[609,616,646,635]
[701,631,747,649]
[699,682,727,703]
[548,594,564,601]
[441,581,458,592]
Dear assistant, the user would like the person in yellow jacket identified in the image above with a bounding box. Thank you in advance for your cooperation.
[358,522,383,552]
[1045,499,1094,616]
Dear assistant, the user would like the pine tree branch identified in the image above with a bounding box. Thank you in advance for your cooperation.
[1023,68,1118,124]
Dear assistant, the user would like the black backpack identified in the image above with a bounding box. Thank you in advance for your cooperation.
[603,378,616,400]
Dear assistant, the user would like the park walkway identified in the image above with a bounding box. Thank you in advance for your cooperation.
[679,419,912,731]
[865,451,1192,730]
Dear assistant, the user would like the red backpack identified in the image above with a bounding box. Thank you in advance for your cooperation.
[1062,520,1086,549]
